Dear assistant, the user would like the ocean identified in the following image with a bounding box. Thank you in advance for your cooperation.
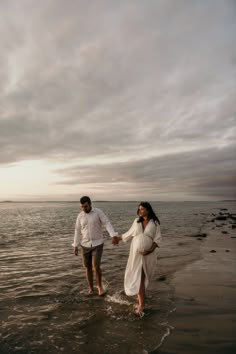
[0,200,235,354]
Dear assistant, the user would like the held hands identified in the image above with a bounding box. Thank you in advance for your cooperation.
[112,236,122,246]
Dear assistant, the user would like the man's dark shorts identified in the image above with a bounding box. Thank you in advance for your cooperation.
[81,243,104,268]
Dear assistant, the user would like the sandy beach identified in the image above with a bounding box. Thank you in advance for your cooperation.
[158,210,236,354]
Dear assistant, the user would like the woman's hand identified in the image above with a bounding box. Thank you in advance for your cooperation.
[140,242,157,256]
[140,250,151,256]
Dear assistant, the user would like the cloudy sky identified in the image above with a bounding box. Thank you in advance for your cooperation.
[0,0,235,201]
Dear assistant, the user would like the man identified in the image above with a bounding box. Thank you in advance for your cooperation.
[72,196,118,296]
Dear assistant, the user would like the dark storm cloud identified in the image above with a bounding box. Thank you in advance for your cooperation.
[54,142,236,199]
[0,0,236,199]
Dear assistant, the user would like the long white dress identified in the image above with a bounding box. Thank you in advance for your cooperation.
[122,218,161,296]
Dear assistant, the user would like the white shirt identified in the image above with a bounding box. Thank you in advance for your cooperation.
[72,207,118,248]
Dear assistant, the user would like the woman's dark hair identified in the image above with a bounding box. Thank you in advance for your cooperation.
[137,202,160,225]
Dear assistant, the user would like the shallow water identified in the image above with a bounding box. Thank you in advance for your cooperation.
[0,200,235,353]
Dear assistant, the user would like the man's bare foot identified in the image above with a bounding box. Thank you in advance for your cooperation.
[98,287,105,296]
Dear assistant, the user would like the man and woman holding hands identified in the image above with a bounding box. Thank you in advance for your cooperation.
[72,196,161,314]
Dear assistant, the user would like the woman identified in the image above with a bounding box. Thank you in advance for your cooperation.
[116,202,161,314]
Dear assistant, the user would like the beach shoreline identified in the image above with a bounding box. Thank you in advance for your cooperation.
[157,211,236,354]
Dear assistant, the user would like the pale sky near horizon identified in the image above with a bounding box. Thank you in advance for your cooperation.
[0,0,236,202]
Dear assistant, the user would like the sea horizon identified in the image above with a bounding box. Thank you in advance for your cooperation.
[1,199,236,203]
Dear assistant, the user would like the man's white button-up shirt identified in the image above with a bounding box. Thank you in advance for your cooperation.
[72,207,118,248]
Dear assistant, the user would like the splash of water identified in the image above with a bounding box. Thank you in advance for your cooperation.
[105,291,132,306]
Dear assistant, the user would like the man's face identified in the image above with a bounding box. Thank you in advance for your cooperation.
[80,202,92,213]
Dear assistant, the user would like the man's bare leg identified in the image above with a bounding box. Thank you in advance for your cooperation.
[92,245,104,295]
[85,266,94,294]
[93,264,104,295]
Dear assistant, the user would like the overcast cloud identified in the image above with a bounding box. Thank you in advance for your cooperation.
[0,0,236,201]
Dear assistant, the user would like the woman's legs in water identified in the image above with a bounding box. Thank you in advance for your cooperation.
[137,268,145,312]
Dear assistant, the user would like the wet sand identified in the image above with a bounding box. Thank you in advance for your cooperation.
[158,214,236,354]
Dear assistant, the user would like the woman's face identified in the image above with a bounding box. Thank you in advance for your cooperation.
[138,205,148,218]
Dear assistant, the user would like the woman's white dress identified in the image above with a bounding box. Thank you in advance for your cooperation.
[122,218,161,296]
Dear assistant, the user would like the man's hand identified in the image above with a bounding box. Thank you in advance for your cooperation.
[74,247,79,256]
